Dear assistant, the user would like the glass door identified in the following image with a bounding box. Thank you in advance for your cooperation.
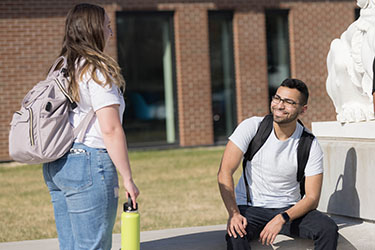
[266,10,291,99]
[116,12,177,146]
[208,11,236,142]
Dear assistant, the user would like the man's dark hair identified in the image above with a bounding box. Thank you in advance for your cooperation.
[280,78,309,105]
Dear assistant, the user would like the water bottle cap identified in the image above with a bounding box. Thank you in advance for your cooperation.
[124,197,138,212]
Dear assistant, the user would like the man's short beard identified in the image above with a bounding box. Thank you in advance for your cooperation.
[271,109,299,124]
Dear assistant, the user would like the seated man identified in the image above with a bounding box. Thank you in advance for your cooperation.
[217,78,338,250]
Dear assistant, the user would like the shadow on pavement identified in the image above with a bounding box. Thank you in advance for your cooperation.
[140,230,226,250]
[140,225,359,250]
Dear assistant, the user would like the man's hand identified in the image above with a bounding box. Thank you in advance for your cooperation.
[259,214,284,245]
[227,213,248,238]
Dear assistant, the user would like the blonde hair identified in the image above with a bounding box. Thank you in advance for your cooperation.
[57,3,125,102]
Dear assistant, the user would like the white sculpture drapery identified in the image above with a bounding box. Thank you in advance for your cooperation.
[326,0,375,123]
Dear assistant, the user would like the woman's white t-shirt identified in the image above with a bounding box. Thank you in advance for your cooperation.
[229,116,324,208]
[69,69,125,149]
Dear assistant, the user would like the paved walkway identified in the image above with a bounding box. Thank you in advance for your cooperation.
[0,215,374,250]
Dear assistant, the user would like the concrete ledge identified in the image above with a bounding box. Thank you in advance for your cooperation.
[312,121,375,139]
[1,215,374,250]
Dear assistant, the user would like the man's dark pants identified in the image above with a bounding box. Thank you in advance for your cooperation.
[226,206,338,250]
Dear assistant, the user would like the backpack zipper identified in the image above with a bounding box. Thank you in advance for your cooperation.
[27,107,35,146]
[55,78,73,103]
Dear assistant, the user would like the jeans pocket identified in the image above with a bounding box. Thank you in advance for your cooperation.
[51,151,92,192]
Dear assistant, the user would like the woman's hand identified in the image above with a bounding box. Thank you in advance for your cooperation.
[124,178,139,209]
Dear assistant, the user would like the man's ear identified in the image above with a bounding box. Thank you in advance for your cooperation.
[299,105,308,116]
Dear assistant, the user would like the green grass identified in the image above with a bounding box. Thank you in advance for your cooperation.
[0,146,241,242]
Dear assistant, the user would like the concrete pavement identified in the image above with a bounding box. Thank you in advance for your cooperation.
[0,215,374,250]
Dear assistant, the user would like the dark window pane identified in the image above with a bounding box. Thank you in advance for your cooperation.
[116,12,177,146]
[266,10,291,99]
[208,11,236,142]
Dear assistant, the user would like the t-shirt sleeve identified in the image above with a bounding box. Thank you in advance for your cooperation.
[228,117,263,154]
[86,70,122,112]
[304,138,324,177]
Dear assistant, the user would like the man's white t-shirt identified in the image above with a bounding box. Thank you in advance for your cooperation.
[229,116,323,208]
[69,69,125,149]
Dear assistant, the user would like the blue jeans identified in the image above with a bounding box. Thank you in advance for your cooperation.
[226,206,338,250]
[43,143,119,250]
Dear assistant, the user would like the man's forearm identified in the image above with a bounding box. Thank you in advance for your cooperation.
[284,195,319,222]
[218,172,240,217]
[283,174,323,221]
[217,141,244,217]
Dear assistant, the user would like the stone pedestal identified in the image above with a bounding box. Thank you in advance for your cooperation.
[312,121,375,221]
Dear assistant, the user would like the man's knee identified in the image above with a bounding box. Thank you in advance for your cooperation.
[302,210,339,240]
[316,215,339,239]
[323,218,338,236]
[226,233,250,250]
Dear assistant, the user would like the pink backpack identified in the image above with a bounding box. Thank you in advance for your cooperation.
[9,57,94,164]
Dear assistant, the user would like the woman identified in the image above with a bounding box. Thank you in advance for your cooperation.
[43,3,139,250]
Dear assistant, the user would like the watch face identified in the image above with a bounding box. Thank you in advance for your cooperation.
[282,212,290,222]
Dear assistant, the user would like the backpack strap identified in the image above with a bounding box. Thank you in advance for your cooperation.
[74,109,95,143]
[48,56,68,77]
[296,122,315,198]
[51,57,95,142]
[242,114,273,204]
[242,115,315,204]
[52,57,78,110]
[372,57,375,113]
[47,56,95,143]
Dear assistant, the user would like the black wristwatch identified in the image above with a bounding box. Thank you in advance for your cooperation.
[281,212,290,223]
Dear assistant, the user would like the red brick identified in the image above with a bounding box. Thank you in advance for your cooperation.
[0,0,356,161]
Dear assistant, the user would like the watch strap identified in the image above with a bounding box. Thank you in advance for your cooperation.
[281,212,290,223]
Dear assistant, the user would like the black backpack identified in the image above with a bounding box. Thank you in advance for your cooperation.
[242,114,315,204]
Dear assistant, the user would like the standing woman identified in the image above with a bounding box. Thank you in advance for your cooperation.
[43,3,139,250]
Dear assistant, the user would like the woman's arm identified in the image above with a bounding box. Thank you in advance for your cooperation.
[96,104,139,207]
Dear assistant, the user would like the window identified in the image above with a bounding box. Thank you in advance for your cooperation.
[116,12,177,146]
[208,11,236,142]
[266,10,291,99]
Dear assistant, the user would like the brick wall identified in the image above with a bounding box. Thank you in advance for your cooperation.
[283,1,356,125]
[233,9,269,123]
[0,2,65,161]
[0,0,355,161]
[0,0,117,161]
[173,3,214,146]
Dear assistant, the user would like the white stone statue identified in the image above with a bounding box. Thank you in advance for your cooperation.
[326,0,375,123]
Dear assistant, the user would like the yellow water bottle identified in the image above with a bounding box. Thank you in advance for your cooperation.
[121,196,140,250]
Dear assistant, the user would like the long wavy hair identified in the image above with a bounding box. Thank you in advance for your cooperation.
[57,3,125,102]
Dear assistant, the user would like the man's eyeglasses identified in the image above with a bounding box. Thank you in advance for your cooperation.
[271,95,300,107]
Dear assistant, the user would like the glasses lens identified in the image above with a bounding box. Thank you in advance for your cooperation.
[272,95,297,107]
[272,95,281,103]
[285,99,296,105]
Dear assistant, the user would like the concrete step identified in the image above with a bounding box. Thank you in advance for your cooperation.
[0,215,374,250]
